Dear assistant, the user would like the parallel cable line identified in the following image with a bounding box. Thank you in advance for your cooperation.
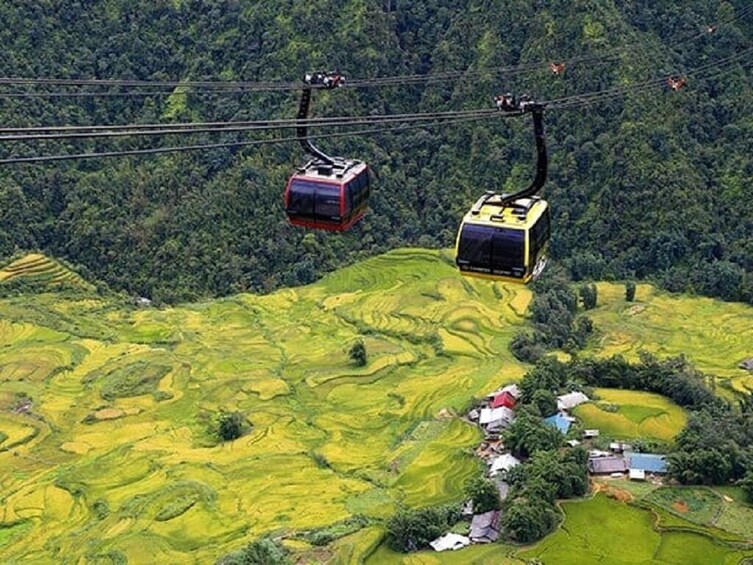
[0,112,516,166]
[0,3,748,98]
[0,109,501,141]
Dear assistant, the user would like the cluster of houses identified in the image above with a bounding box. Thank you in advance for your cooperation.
[427,383,669,553]
[429,385,601,552]
[587,447,668,480]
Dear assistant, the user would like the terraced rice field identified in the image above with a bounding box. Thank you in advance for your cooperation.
[0,249,533,562]
[2,251,753,563]
[585,283,753,394]
[0,253,94,290]
[518,494,753,565]
[572,388,688,441]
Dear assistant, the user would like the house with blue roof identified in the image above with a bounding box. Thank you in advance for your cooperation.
[543,413,574,434]
[627,452,668,474]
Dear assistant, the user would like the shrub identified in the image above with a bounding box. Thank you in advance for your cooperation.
[349,339,367,366]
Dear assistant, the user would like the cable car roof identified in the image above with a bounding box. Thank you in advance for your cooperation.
[462,196,548,229]
[293,159,367,183]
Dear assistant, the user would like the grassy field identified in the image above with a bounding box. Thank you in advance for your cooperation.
[573,388,688,441]
[585,283,753,395]
[2,251,753,563]
[518,493,753,565]
[0,250,533,563]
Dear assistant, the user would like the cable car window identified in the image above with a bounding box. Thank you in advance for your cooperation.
[491,228,525,273]
[288,179,316,215]
[345,182,353,216]
[457,224,492,271]
[314,183,341,219]
[529,208,551,261]
[350,172,368,209]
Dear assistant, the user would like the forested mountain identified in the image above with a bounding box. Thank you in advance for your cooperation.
[0,0,751,303]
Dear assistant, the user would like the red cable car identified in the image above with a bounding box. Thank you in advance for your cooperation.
[284,160,370,231]
[285,71,370,231]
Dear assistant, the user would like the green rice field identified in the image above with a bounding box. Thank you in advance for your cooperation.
[0,249,532,562]
[585,283,753,394]
[2,250,753,563]
[573,388,688,441]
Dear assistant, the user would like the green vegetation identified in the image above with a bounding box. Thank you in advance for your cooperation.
[385,505,460,553]
[3,251,753,562]
[0,249,533,562]
[0,3,751,306]
[0,254,95,294]
[625,281,637,302]
[583,283,753,392]
[349,339,368,367]
[510,274,594,362]
[579,283,598,310]
[216,411,248,442]
[573,388,688,441]
[464,477,501,514]
[519,494,753,565]
[217,538,290,565]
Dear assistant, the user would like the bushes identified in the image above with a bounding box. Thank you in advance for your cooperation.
[385,505,460,553]
[216,538,289,565]
[510,275,594,362]
[348,339,367,366]
[625,280,636,301]
[217,411,249,442]
[464,477,501,514]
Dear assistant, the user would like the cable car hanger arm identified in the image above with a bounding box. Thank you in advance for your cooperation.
[296,71,345,166]
[499,100,547,207]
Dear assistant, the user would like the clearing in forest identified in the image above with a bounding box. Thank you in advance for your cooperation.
[572,388,687,441]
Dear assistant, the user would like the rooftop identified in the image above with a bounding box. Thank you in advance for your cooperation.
[479,406,515,425]
[557,391,589,411]
[627,452,668,474]
[429,533,470,552]
[588,456,628,474]
[544,413,574,434]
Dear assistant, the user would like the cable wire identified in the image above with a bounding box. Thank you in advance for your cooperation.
[0,112,516,166]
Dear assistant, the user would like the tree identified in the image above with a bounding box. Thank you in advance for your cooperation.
[510,331,545,363]
[217,538,290,565]
[500,496,559,543]
[386,505,460,553]
[503,411,564,458]
[464,476,501,514]
[625,280,637,301]
[349,339,367,367]
[579,284,597,310]
[217,411,247,442]
[530,389,557,417]
[740,471,753,503]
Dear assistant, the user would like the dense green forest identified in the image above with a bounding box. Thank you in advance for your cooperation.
[0,0,751,303]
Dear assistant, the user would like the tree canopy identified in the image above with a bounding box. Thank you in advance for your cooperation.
[0,1,751,303]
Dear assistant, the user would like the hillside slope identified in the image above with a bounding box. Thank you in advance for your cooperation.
[0,1,750,302]
[0,249,532,562]
[1,249,753,562]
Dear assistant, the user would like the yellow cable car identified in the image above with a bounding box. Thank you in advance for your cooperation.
[455,100,549,284]
[455,193,550,284]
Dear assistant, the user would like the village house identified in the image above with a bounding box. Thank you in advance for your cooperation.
[587,455,628,474]
[429,533,471,552]
[489,453,520,478]
[469,511,501,543]
[609,442,634,453]
[557,391,589,411]
[489,390,517,409]
[627,452,668,474]
[479,406,515,432]
[544,412,575,434]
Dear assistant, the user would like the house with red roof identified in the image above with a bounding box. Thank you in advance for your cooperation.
[490,390,516,409]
